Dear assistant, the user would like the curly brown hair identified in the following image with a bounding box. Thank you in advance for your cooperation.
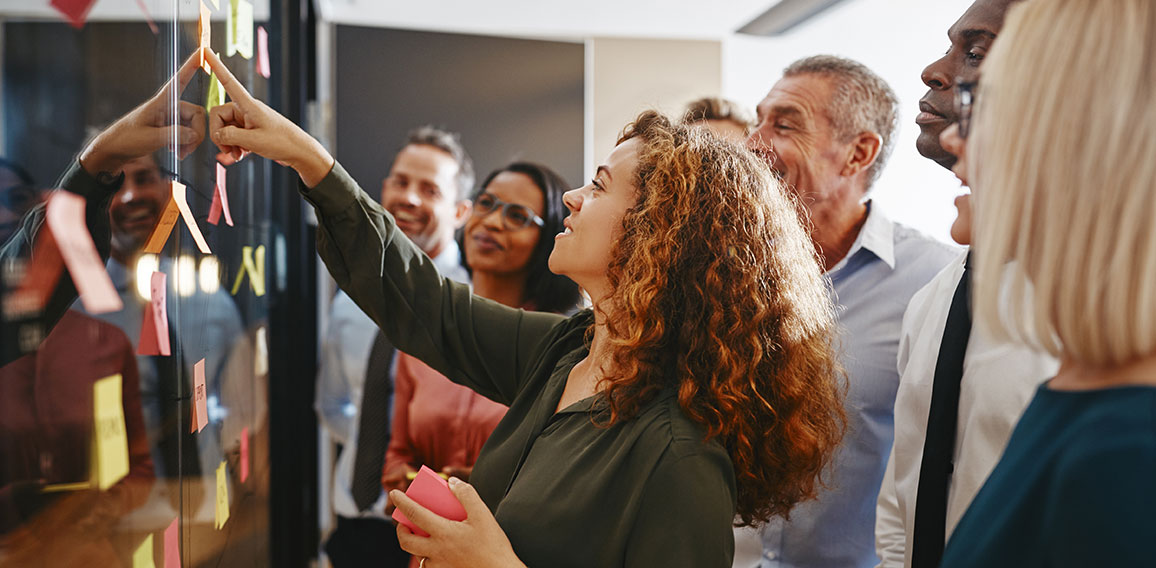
[599,110,846,526]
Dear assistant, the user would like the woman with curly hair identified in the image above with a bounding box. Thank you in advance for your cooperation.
[203,49,845,567]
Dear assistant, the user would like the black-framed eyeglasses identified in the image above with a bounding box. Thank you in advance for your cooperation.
[955,79,978,139]
[472,192,544,230]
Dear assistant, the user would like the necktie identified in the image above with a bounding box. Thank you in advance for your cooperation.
[911,255,972,568]
[351,330,395,512]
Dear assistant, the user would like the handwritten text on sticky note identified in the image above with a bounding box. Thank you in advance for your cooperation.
[93,374,130,490]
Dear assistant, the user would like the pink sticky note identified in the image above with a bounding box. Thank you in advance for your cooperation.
[391,465,467,537]
[240,427,250,482]
[50,0,97,28]
[138,272,171,356]
[171,181,212,254]
[45,191,123,314]
[164,517,181,568]
[257,26,270,79]
[208,162,234,226]
[191,359,208,433]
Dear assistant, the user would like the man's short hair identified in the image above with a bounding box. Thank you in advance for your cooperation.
[402,126,475,201]
[682,97,754,131]
[783,55,899,189]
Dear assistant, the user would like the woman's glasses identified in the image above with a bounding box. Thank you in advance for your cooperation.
[955,79,978,139]
[473,193,544,230]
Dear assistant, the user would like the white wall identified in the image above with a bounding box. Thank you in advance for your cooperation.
[723,0,974,243]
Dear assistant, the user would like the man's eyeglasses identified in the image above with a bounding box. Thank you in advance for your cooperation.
[955,79,978,139]
[472,193,544,230]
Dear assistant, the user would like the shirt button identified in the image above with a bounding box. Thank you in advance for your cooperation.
[764,551,777,560]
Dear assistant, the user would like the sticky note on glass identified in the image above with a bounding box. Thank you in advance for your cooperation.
[143,195,181,254]
[50,0,97,28]
[257,26,270,78]
[206,72,225,114]
[45,191,123,314]
[171,181,211,254]
[208,162,233,226]
[391,465,467,537]
[227,0,254,59]
[191,359,208,433]
[199,1,212,73]
[164,517,180,568]
[254,326,268,376]
[240,426,250,482]
[138,271,171,356]
[230,245,265,296]
[215,461,230,529]
[6,226,64,318]
[133,533,156,568]
[93,374,130,490]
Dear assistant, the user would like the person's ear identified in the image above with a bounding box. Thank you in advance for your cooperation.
[453,199,472,229]
[841,132,882,179]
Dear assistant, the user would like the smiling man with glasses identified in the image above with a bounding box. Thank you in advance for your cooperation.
[875,3,1060,566]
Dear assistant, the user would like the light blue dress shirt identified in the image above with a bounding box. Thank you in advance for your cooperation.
[755,202,958,568]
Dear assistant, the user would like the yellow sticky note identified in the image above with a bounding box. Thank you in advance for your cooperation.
[198,1,211,73]
[227,0,253,59]
[215,461,230,529]
[93,374,129,490]
[206,71,225,113]
[230,245,266,296]
[133,533,156,568]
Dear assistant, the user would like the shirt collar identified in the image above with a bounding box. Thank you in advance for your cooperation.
[827,200,895,273]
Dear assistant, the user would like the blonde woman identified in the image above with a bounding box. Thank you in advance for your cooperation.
[939,0,1156,565]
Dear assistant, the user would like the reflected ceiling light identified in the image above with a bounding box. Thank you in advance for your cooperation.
[135,254,159,301]
[176,255,197,297]
[736,0,849,36]
[199,256,221,294]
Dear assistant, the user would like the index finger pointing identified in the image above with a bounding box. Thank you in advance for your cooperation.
[203,48,254,105]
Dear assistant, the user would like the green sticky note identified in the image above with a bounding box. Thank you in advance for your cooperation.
[227,0,253,59]
[92,374,129,490]
[133,533,156,568]
[215,461,230,529]
[206,72,225,113]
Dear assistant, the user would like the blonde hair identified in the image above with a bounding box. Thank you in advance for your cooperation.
[972,0,1156,367]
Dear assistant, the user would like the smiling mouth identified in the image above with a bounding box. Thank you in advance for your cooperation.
[471,232,504,251]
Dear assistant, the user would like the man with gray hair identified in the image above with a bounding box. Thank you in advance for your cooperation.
[737,56,956,568]
[316,126,473,567]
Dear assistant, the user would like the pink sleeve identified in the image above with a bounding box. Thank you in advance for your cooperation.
[384,353,417,476]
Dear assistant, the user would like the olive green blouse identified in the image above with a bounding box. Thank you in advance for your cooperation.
[302,162,737,567]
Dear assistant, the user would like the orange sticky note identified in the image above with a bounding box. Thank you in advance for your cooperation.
[199,2,212,73]
[391,465,467,537]
[171,181,212,254]
[257,26,270,79]
[164,517,180,568]
[230,245,265,296]
[239,426,250,482]
[138,271,171,356]
[208,162,233,226]
[50,0,97,29]
[142,196,180,254]
[45,191,123,314]
[5,226,64,318]
[191,359,208,433]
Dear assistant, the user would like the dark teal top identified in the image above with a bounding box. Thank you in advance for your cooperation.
[941,382,1156,567]
[301,162,737,567]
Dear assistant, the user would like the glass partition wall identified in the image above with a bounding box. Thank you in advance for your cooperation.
[0,0,317,565]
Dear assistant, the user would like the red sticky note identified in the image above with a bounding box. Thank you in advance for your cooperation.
[45,191,123,314]
[391,465,467,537]
[164,517,181,568]
[239,427,250,482]
[257,26,271,79]
[191,359,208,433]
[208,162,234,226]
[199,2,212,73]
[50,0,97,29]
[138,272,171,356]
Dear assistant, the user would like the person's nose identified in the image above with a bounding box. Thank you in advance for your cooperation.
[746,128,775,164]
[562,187,582,213]
[480,205,504,230]
[921,54,953,91]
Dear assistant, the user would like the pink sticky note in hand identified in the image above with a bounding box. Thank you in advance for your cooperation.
[208,162,234,226]
[45,191,123,314]
[257,26,271,79]
[239,426,250,482]
[138,271,171,356]
[164,517,181,568]
[391,465,467,537]
[191,359,208,433]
